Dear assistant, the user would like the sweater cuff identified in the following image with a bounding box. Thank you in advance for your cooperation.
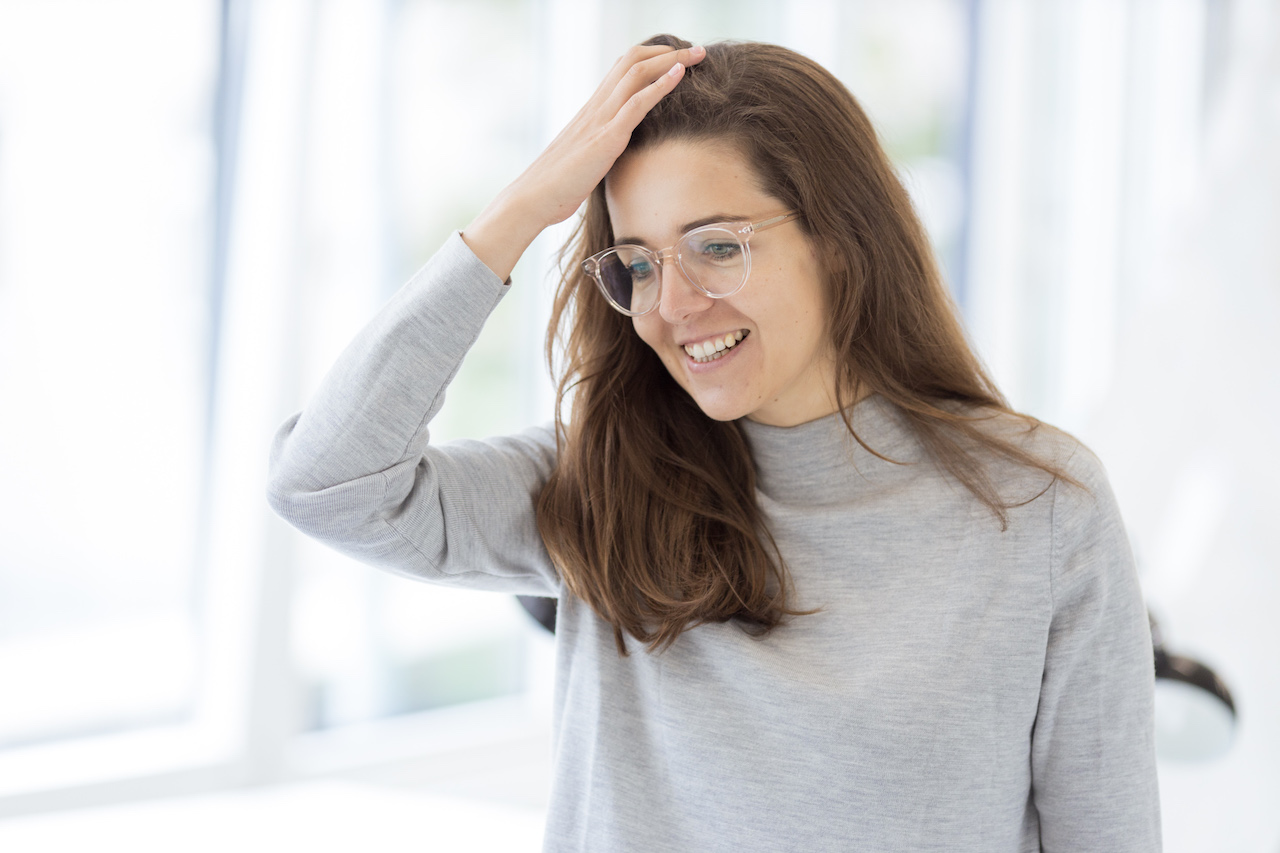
[450,229,514,288]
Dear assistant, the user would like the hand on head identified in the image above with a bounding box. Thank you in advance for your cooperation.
[463,43,706,281]
[519,43,707,228]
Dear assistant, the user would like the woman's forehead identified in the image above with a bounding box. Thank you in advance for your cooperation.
[604,139,775,242]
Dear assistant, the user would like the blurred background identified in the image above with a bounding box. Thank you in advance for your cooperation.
[0,0,1275,850]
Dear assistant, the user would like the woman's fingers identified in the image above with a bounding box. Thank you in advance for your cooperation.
[597,44,698,97]
[465,42,706,278]
[611,60,687,131]
[600,45,705,116]
[475,42,705,243]
[579,45,675,114]
[533,43,704,192]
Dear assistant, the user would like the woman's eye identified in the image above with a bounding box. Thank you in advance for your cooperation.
[628,260,655,279]
[702,242,742,261]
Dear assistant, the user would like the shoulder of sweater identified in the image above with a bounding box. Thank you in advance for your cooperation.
[959,412,1122,572]
[951,405,1090,468]
[939,404,1111,519]
[1038,432,1124,564]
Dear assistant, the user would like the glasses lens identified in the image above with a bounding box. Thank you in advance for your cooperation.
[595,248,659,314]
[678,228,747,295]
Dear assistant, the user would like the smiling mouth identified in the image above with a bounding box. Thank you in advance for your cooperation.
[684,330,748,363]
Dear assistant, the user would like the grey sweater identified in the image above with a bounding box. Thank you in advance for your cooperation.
[267,232,1162,852]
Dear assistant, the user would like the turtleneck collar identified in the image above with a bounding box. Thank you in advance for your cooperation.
[737,394,926,504]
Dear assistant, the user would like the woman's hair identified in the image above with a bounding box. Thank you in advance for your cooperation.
[535,35,1079,655]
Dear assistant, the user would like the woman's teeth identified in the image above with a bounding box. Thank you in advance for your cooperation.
[684,330,747,363]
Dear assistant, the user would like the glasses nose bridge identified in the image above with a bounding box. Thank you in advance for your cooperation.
[649,242,697,290]
[650,244,679,271]
[651,243,714,322]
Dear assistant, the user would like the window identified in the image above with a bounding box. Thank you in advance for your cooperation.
[0,0,218,753]
[283,0,552,733]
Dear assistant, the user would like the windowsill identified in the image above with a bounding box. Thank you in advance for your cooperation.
[289,693,551,780]
[0,692,552,819]
[0,779,546,852]
[0,718,238,806]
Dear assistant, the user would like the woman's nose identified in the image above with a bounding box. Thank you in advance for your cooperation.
[657,262,713,324]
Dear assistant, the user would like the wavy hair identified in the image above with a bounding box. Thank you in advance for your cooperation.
[535,35,1079,655]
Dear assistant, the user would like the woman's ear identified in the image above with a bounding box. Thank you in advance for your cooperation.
[816,234,850,284]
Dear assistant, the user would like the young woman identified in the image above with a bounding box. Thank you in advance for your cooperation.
[268,36,1161,851]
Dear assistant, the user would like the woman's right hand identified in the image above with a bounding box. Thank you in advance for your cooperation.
[462,43,706,282]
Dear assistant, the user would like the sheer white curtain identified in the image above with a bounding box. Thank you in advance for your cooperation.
[966,0,1280,848]
[0,0,223,804]
[1087,1,1280,849]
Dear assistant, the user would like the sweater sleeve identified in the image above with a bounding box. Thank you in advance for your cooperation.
[1031,447,1162,850]
[265,231,560,597]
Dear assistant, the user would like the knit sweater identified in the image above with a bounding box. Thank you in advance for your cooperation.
[267,232,1162,852]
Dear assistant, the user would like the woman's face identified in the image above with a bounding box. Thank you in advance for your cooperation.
[605,139,838,427]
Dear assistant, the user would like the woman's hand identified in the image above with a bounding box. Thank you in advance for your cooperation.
[510,43,706,227]
[463,43,706,282]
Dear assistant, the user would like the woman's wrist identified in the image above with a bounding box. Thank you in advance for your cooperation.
[461,187,551,283]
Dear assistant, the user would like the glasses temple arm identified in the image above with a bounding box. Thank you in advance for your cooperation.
[747,211,801,234]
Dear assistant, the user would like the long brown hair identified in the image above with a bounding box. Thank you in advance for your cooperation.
[535,35,1079,655]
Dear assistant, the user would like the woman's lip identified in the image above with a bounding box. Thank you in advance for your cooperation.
[678,329,747,348]
[684,333,747,373]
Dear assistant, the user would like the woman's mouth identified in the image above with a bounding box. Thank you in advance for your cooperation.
[683,330,748,363]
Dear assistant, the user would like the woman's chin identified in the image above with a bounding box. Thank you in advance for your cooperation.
[688,393,754,423]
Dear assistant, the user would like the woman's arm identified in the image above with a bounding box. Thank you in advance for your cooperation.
[266,233,560,594]
[265,44,706,593]
[1031,448,1162,850]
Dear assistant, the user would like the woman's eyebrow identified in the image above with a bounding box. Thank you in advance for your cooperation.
[614,213,747,246]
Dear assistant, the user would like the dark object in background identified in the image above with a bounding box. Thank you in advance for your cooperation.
[518,595,557,634]
[1150,611,1237,762]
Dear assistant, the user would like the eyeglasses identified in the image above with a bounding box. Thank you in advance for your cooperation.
[581,211,800,316]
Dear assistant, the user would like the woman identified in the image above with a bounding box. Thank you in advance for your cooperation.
[268,36,1161,851]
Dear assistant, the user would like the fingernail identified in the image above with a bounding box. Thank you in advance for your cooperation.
[668,62,684,78]
[691,45,705,56]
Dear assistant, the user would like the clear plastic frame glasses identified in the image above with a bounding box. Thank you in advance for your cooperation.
[581,211,800,316]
